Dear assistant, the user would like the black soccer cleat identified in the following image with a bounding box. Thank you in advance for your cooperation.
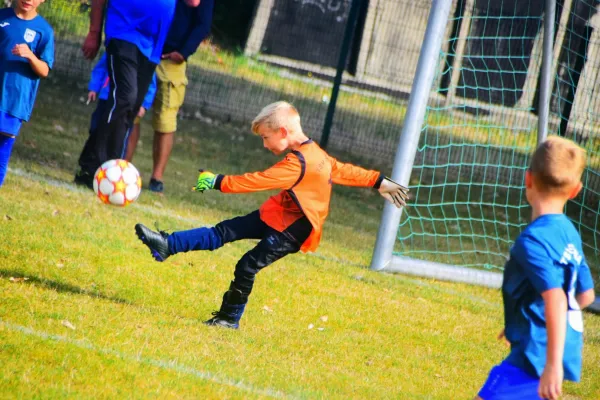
[148,178,164,193]
[203,312,240,329]
[74,169,94,190]
[135,223,170,262]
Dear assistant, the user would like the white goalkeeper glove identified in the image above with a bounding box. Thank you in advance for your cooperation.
[378,177,409,208]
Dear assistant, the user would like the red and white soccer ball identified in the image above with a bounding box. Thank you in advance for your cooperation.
[93,159,142,207]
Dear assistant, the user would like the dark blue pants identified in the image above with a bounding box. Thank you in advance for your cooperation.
[168,210,312,297]
[78,99,108,172]
[78,39,156,175]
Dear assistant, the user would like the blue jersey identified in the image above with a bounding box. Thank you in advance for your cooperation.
[88,53,157,110]
[0,8,54,122]
[502,214,595,382]
[104,0,175,64]
[162,0,214,60]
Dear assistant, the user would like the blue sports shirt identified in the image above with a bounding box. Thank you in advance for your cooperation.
[0,8,54,122]
[88,53,157,110]
[162,0,214,60]
[104,0,175,64]
[502,214,595,382]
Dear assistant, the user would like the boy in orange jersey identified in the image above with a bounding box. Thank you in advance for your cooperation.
[135,101,409,329]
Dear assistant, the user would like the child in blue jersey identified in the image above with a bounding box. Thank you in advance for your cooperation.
[476,136,596,400]
[0,0,54,187]
[83,53,157,164]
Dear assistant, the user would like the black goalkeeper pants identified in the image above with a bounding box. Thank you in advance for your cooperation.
[78,39,156,174]
[169,210,313,297]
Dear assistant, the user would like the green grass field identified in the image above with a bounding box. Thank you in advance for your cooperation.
[1,81,599,399]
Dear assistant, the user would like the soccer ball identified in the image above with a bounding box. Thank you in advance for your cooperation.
[93,159,142,206]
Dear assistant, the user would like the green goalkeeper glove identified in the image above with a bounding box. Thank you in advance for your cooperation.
[193,170,216,193]
[378,177,409,208]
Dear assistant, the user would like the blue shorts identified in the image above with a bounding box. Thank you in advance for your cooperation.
[0,110,23,136]
[478,361,543,400]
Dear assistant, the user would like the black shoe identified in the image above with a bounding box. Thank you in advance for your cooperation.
[203,312,239,329]
[74,170,94,190]
[135,223,170,262]
[149,178,164,193]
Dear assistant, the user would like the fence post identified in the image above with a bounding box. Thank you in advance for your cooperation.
[443,0,474,106]
[320,0,363,150]
[370,0,453,271]
[538,0,556,144]
[244,0,276,56]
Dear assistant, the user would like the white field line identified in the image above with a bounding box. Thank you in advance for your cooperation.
[0,319,296,399]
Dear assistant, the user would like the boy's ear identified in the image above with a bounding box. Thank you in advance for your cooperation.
[525,170,533,189]
[568,181,583,199]
[279,127,288,138]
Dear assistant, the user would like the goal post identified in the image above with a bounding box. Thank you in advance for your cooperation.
[370,0,454,272]
[370,0,557,289]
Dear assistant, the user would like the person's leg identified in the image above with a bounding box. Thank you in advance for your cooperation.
[0,111,23,188]
[135,210,267,262]
[76,100,108,187]
[110,50,155,162]
[150,131,174,186]
[205,226,304,329]
[0,133,16,188]
[125,121,141,162]
[168,210,267,253]
[96,39,139,164]
[150,60,187,192]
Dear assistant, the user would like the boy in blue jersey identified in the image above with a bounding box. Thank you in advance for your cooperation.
[476,136,596,400]
[75,0,177,188]
[79,53,157,173]
[0,0,53,187]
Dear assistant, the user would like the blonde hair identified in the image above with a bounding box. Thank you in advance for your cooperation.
[529,135,586,194]
[251,101,303,136]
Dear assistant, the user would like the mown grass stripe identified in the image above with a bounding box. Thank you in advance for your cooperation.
[0,319,297,399]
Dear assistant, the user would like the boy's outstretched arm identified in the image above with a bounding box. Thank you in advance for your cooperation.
[11,45,49,78]
[329,157,380,187]
[193,154,302,193]
[328,157,409,207]
[539,288,567,400]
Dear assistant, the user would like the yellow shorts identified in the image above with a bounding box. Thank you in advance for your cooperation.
[152,59,188,133]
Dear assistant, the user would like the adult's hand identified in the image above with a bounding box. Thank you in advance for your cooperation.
[82,31,101,60]
[161,51,185,64]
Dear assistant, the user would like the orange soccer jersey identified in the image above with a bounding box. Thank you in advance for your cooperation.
[215,140,382,252]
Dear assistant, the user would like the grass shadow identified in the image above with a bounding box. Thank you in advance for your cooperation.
[0,269,133,305]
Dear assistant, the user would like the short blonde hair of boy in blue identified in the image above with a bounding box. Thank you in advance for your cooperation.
[528,135,586,197]
[476,136,595,400]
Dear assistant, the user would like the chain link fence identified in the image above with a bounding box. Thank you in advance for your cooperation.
[26,0,600,270]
